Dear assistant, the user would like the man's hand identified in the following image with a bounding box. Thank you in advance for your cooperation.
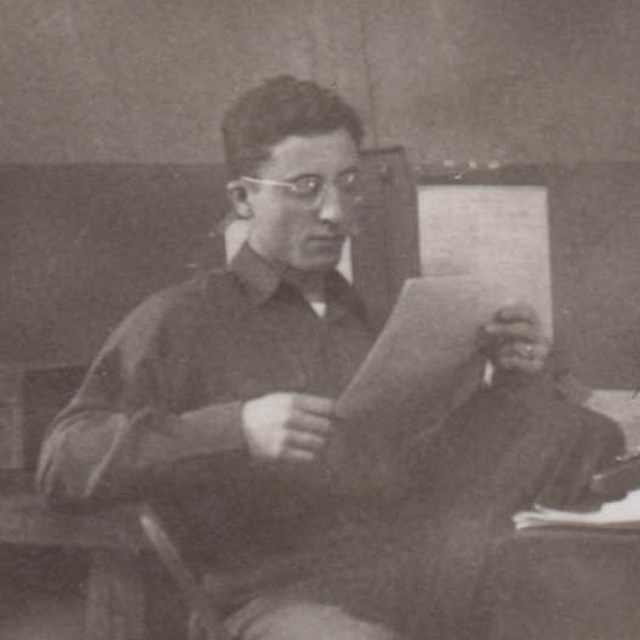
[241,392,335,463]
[477,303,551,374]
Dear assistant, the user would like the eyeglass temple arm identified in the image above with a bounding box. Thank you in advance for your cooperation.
[240,176,292,188]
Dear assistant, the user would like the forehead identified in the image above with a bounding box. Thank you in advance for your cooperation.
[258,129,359,178]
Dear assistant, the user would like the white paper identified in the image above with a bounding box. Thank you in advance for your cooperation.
[514,490,640,530]
[417,185,553,337]
[336,185,553,430]
[336,276,485,427]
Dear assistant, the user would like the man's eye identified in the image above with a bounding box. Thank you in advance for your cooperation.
[338,172,361,191]
[291,176,322,197]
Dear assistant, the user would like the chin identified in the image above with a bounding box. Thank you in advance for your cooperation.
[298,242,344,271]
[296,255,340,273]
[300,261,338,273]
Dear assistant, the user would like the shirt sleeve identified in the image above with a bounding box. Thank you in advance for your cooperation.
[36,290,248,509]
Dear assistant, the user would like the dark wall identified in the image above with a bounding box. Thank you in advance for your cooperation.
[1,164,228,364]
[547,163,640,388]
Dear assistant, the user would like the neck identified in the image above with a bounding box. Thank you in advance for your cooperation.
[246,239,327,302]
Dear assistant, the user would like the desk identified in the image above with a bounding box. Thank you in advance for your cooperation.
[0,472,149,640]
[487,527,640,640]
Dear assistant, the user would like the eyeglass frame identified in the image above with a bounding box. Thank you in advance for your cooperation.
[240,171,364,210]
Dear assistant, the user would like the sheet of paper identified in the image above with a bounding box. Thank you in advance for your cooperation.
[513,489,640,530]
[335,276,486,427]
[336,184,553,429]
[417,185,553,337]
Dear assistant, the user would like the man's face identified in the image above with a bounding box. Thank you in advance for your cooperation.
[243,128,360,272]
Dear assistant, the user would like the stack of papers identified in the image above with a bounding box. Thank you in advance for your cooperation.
[514,490,640,531]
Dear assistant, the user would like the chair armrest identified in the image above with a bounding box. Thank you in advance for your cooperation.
[0,472,144,552]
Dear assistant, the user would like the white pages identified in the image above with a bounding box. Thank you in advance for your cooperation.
[514,490,640,531]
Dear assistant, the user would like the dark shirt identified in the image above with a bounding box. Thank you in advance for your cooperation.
[37,244,411,560]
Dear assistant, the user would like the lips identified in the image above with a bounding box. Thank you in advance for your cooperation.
[309,235,344,245]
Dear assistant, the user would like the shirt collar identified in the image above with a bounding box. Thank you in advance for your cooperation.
[229,242,282,306]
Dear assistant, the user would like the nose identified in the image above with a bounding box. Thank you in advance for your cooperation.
[318,185,352,231]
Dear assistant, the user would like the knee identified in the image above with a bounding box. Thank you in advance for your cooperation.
[195,598,402,640]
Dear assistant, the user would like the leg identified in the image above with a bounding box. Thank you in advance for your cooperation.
[398,376,624,640]
[413,375,624,514]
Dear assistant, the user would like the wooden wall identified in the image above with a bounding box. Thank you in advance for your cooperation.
[1,0,638,165]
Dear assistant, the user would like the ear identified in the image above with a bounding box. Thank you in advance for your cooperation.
[226,180,253,220]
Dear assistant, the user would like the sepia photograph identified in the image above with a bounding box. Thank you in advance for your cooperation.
[1,1,640,638]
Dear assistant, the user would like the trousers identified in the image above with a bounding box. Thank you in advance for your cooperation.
[190,598,400,640]
[188,377,623,640]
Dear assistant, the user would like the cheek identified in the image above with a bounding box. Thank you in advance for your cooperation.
[280,216,314,260]
[266,210,302,242]
[252,206,311,254]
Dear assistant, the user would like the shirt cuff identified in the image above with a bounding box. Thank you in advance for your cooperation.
[176,400,247,455]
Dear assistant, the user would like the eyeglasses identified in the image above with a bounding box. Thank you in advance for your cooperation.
[240,171,364,210]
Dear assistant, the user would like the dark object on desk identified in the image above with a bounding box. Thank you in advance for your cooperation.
[590,449,640,497]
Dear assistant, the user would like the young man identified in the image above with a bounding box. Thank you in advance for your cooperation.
[37,76,622,640]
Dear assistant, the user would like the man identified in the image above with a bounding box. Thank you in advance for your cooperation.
[37,76,622,640]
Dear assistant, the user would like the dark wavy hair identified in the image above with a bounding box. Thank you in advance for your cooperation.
[221,75,364,178]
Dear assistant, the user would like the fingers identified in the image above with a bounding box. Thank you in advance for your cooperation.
[494,340,549,373]
[282,404,333,461]
[477,303,550,377]
[267,423,328,465]
[281,448,315,463]
[287,409,332,434]
[480,321,540,344]
[493,303,540,326]
[291,394,335,418]
[241,392,335,463]
[285,429,327,452]
[495,357,545,374]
